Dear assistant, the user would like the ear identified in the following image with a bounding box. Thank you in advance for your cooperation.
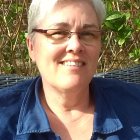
[26,36,36,62]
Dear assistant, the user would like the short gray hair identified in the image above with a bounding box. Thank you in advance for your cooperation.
[27,0,106,36]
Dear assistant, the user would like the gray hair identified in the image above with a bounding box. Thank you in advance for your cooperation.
[27,0,106,36]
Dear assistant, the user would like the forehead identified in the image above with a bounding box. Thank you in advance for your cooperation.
[39,1,99,29]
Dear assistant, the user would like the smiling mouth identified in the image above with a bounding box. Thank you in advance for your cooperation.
[60,61,86,67]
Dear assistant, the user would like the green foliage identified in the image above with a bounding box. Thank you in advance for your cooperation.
[0,0,33,75]
[104,11,132,46]
[133,18,140,30]
[129,48,140,62]
[0,0,140,75]
[99,0,140,71]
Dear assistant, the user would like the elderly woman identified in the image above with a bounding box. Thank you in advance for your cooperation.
[0,0,140,139]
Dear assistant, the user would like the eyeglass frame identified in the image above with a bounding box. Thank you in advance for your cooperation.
[32,28,102,45]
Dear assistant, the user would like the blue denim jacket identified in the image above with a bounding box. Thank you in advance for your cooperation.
[0,76,140,140]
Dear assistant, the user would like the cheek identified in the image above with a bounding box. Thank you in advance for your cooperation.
[89,44,101,59]
[88,44,101,69]
[33,40,65,65]
[30,38,48,64]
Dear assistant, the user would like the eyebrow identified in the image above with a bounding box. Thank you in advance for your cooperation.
[82,24,100,30]
[49,22,70,28]
[48,22,100,30]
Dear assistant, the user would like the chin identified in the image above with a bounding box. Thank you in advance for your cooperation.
[59,77,89,90]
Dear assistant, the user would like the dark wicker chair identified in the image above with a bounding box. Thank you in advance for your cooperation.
[0,75,34,89]
[95,64,140,84]
[0,65,140,89]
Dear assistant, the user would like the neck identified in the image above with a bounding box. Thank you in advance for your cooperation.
[40,82,94,122]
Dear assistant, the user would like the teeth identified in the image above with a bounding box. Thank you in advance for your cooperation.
[63,61,83,67]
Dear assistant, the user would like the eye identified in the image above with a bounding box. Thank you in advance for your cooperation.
[46,29,69,40]
[79,31,101,40]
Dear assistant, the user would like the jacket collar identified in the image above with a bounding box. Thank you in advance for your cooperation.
[91,78,123,134]
[17,77,123,135]
[16,77,52,135]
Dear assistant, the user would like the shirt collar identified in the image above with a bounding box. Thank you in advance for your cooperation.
[17,77,123,135]
[91,78,123,134]
[17,77,52,135]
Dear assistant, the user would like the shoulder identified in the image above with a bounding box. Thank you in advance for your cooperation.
[92,78,140,133]
[93,77,140,94]
[0,78,35,110]
[92,77,140,118]
[92,77,140,107]
[0,78,37,116]
[0,78,34,98]
[0,78,38,138]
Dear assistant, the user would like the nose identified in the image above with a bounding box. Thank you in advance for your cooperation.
[66,35,85,54]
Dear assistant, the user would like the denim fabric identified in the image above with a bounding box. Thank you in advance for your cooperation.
[0,76,140,140]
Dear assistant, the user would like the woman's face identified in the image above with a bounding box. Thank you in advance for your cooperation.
[27,1,102,91]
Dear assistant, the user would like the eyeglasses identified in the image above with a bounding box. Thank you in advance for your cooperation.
[32,29,101,45]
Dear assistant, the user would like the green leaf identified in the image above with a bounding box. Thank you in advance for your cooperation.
[133,18,140,30]
[104,11,127,32]
[106,13,123,21]
[123,12,131,20]
[118,38,125,46]
[129,48,140,61]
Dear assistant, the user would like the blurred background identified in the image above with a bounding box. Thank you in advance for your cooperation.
[0,0,140,76]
